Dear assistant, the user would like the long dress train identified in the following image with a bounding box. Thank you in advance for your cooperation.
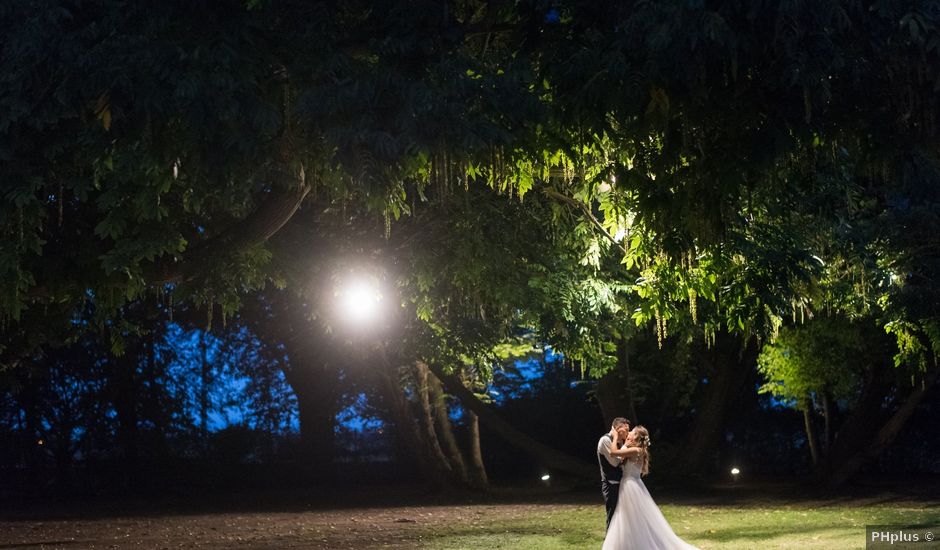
[601,458,699,550]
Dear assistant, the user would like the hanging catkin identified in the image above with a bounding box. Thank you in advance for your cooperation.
[490,146,498,190]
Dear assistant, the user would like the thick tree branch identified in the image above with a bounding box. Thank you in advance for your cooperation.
[830,367,939,486]
[541,187,628,256]
[151,169,310,285]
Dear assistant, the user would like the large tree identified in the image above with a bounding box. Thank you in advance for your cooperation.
[4,0,940,488]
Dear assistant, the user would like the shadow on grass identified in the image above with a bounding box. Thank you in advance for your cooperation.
[3,476,939,522]
[697,524,858,543]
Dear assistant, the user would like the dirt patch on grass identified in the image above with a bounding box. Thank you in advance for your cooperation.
[0,502,587,549]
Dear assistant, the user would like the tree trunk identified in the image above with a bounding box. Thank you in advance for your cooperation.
[414,362,454,475]
[21,377,42,486]
[425,362,595,479]
[595,338,638,424]
[199,331,209,444]
[245,290,342,474]
[466,409,489,488]
[822,362,889,474]
[110,350,139,475]
[829,368,938,486]
[52,429,74,491]
[143,327,169,458]
[282,358,340,476]
[676,333,757,474]
[375,357,452,488]
[618,337,638,422]
[821,390,834,456]
[801,400,819,467]
[427,370,470,484]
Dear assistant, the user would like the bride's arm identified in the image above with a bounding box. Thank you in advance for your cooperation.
[609,446,644,458]
[608,432,644,458]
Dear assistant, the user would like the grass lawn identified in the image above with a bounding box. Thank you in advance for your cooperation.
[2,483,938,549]
[418,499,940,549]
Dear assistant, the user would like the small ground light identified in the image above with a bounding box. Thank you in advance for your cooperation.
[731,467,740,482]
[540,474,551,481]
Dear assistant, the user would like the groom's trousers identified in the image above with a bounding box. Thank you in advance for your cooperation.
[601,480,619,530]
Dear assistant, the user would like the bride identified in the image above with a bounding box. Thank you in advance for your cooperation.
[602,426,699,550]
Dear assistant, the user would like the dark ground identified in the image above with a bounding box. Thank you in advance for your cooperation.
[1,476,938,549]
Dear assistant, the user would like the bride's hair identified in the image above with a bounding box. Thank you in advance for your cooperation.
[633,425,651,476]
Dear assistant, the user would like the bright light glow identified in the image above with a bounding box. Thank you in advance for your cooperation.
[339,278,382,323]
[731,467,740,475]
[598,182,611,193]
[541,474,551,481]
[613,228,627,242]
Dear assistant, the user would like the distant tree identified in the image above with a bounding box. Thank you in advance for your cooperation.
[759,315,932,482]
[2,338,109,489]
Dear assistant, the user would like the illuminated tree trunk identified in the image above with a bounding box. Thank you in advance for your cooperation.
[801,400,820,467]
[426,362,594,479]
[414,362,455,476]
[376,358,452,488]
[466,409,489,488]
[427,369,471,484]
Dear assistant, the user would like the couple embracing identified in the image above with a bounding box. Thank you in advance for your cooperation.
[597,418,699,550]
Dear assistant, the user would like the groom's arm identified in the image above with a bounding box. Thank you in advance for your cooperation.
[599,437,622,467]
[608,430,645,458]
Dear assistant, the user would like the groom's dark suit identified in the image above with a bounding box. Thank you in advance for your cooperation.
[597,433,623,530]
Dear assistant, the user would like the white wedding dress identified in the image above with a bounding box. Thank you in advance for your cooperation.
[602,457,699,550]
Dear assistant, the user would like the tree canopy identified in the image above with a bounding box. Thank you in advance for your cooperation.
[2,0,940,487]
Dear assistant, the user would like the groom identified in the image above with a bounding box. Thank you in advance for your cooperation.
[597,417,630,530]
